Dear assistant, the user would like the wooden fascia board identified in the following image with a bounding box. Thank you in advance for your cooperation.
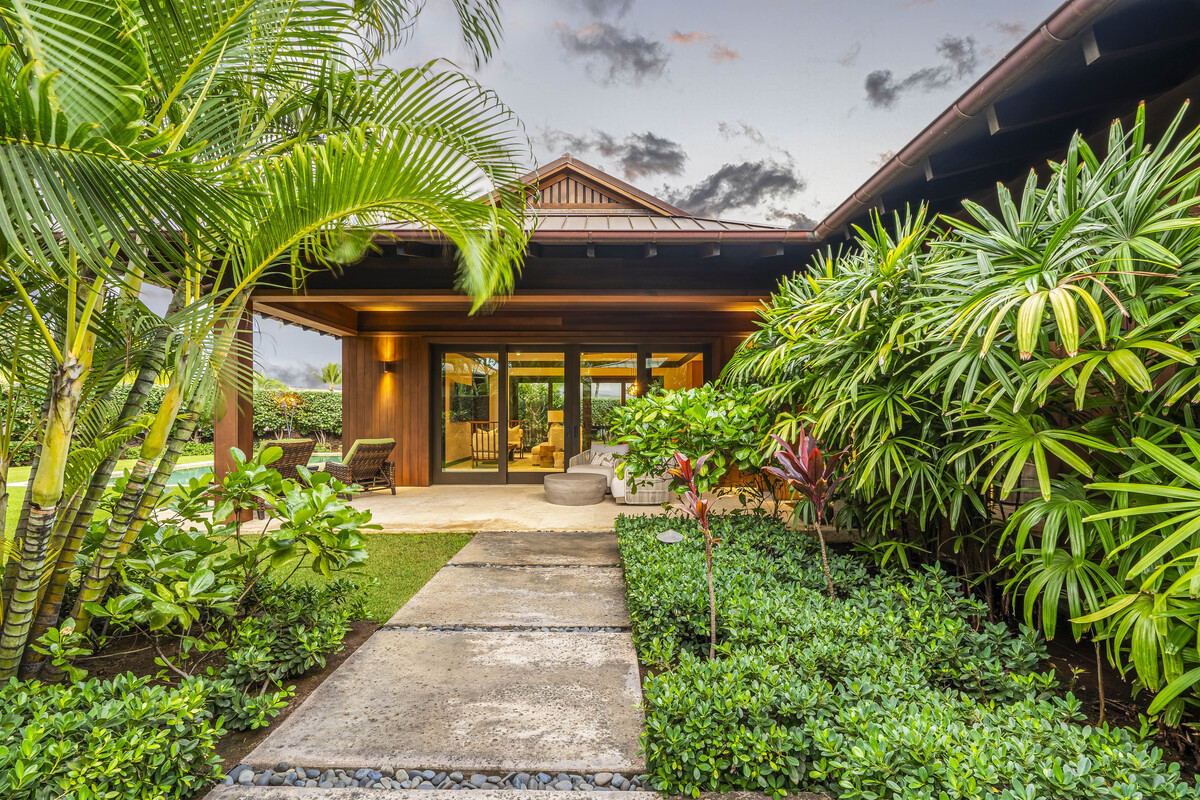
[252,300,358,336]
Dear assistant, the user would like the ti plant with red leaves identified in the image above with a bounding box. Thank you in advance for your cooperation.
[668,452,719,659]
[764,428,850,598]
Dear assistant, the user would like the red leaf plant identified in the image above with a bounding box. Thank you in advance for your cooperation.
[763,428,850,598]
[667,451,719,659]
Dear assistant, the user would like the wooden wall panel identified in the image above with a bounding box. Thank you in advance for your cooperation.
[342,334,430,487]
[213,313,254,480]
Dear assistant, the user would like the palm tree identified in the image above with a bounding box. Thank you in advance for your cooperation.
[0,0,530,678]
[315,363,343,392]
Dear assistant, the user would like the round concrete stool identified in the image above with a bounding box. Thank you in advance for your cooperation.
[544,472,608,505]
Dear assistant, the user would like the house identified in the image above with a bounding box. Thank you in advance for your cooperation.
[214,0,1200,487]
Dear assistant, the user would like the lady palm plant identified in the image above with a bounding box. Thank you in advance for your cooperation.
[0,0,532,678]
[726,101,1200,725]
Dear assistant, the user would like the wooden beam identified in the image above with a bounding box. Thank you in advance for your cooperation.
[643,244,657,258]
[252,300,358,336]
[700,243,720,259]
[758,243,784,259]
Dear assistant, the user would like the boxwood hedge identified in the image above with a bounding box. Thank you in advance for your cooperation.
[617,512,1195,799]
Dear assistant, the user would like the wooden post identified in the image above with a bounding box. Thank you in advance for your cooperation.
[214,313,254,481]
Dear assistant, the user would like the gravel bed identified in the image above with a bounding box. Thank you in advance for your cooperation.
[221,765,651,791]
[381,625,627,633]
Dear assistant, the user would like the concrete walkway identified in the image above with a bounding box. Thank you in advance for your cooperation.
[235,531,646,780]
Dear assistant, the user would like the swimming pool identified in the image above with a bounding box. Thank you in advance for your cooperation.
[164,454,334,485]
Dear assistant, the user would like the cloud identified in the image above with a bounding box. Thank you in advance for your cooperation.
[542,129,687,179]
[667,160,807,218]
[988,19,1027,40]
[556,22,669,85]
[864,34,978,109]
[871,149,896,167]
[768,207,818,230]
[668,30,740,63]
[836,41,862,67]
[667,30,708,45]
[717,121,766,144]
[260,361,324,389]
[578,0,633,18]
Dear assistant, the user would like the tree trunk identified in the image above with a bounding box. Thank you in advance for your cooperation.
[68,401,198,636]
[1095,638,1107,724]
[3,395,49,607]
[20,325,172,677]
[0,350,89,678]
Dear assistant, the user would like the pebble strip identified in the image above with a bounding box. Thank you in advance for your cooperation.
[382,625,627,633]
[448,564,615,569]
[221,765,651,792]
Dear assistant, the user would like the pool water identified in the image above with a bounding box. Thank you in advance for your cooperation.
[164,455,333,485]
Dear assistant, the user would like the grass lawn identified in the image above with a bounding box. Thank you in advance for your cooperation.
[281,533,472,623]
[3,455,217,537]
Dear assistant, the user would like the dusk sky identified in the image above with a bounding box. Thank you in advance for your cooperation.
[258,0,1063,386]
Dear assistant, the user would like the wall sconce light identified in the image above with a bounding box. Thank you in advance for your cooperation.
[382,360,398,373]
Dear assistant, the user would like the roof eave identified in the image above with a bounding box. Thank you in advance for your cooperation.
[813,0,1120,240]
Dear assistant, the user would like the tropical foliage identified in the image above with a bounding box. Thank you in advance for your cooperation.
[0,0,528,680]
[610,384,776,495]
[620,512,1194,800]
[726,103,1200,727]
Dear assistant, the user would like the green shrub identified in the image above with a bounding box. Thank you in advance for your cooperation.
[619,512,1194,799]
[223,579,366,688]
[0,673,223,799]
[609,384,776,495]
[179,440,214,456]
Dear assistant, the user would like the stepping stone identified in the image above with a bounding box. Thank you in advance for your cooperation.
[241,630,646,774]
[205,790,661,799]
[450,531,621,567]
[386,567,628,628]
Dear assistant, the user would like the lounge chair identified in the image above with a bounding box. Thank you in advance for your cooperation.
[256,438,316,517]
[321,437,396,494]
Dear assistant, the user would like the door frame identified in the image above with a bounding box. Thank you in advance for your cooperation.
[430,343,711,485]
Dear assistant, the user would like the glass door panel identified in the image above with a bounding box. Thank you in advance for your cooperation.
[580,351,638,453]
[440,352,500,474]
[507,351,566,473]
[647,351,704,394]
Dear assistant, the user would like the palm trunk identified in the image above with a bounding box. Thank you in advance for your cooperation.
[20,327,172,677]
[68,399,196,637]
[3,396,48,607]
[0,348,90,678]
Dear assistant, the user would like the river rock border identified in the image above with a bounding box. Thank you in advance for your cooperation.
[222,765,650,791]
[381,625,627,633]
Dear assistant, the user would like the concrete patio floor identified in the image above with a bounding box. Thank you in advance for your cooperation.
[333,484,756,533]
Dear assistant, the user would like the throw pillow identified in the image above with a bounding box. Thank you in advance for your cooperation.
[592,451,618,468]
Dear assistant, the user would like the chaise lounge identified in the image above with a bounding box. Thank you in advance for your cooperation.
[256,437,317,518]
[321,437,397,494]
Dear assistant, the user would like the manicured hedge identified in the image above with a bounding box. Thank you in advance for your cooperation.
[109,386,343,440]
[617,512,1194,799]
[0,673,223,799]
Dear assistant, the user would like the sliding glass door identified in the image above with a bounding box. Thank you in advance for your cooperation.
[580,351,638,452]
[439,351,500,475]
[432,344,708,484]
[507,351,566,474]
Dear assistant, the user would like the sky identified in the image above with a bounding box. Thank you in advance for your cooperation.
[257,0,1063,386]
